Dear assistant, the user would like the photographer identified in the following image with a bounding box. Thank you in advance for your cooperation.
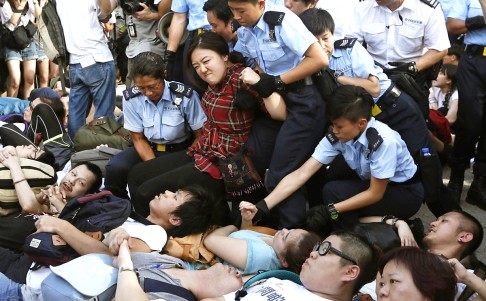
[120,0,171,87]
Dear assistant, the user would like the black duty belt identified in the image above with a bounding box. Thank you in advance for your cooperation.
[285,76,314,92]
[150,140,189,152]
[372,84,401,117]
[389,171,420,186]
[464,44,486,57]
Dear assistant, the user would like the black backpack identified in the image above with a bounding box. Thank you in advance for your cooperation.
[23,191,131,266]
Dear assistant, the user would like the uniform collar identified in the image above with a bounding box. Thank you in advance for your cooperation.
[331,48,343,59]
[253,7,267,32]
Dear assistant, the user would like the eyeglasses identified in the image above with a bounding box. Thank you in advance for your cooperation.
[312,241,358,265]
[136,80,163,93]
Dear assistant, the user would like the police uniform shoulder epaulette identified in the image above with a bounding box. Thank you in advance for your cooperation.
[334,38,358,49]
[365,127,383,160]
[122,86,141,100]
[263,11,285,26]
[419,0,439,9]
[326,132,339,145]
[169,82,193,98]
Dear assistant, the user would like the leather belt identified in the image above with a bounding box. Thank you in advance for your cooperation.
[285,76,314,92]
[464,44,486,57]
[372,84,402,117]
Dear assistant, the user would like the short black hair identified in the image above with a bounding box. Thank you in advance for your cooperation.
[131,52,166,81]
[447,44,463,59]
[299,8,335,35]
[36,149,56,170]
[72,162,103,194]
[453,210,483,259]
[203,0,233,25]
[168,185,229,237]
[227,0,258,4]
[327,85,374,122]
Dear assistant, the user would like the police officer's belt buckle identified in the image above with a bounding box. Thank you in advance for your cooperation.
[156,144,166,152]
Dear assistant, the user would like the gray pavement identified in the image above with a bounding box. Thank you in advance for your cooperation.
[415,166,486,262]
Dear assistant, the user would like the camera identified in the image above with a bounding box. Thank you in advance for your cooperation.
[120,0,155,15]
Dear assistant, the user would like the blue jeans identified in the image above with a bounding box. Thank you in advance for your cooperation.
[68,61,116,139]
[0,273,22,301]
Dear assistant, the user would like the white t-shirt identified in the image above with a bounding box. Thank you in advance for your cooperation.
[224,277,331,301]
[429,87,458,110]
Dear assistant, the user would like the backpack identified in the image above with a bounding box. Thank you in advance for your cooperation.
[37,0,69,94]
[0,158,57,216]
[428,109,452,144]
[23,191,131,266]
[73,117,131,151]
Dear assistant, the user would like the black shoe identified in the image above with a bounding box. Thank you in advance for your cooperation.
[466,176,486,210]
[447,169,465,203]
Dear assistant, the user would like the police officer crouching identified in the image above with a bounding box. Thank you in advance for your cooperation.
[251,86,424,231]
[104,52,206,199]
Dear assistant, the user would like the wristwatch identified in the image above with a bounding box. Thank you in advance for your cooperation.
[328,203,339,220]
[408,61,418,74]
[274,75,286,92]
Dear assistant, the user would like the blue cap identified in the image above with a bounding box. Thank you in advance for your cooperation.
[28,87,61,101]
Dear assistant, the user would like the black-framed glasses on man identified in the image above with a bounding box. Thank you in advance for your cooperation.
[312,241,358,265]
[136,80,163,93]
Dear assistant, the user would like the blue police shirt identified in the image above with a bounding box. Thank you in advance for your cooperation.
[123,80,206,145]
[448,0,486,45]
[312,118,417,182]
[171,0,210,31]
[330,41,392,103]
[234,4,317,75]
[228,40,256,70]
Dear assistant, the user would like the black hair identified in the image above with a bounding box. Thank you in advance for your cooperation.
[299,8,335,36]
[36,149,56,170]
[452,210,483,259]
[327,85,374,122]
[228,0,258,4]
[439,64,458,109]
[167,185,228,237]
[186,32,245,90]
[72,162,103,194]
[331,230,381,295]
[131,52,166,81]
[447,44,463,60]
[283,231,322,274]
[203,0,233,25]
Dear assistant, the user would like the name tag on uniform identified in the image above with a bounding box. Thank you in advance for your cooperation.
[156,144,166,152]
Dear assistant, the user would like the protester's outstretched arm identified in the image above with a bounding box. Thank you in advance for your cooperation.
[449,258,486,301]
[113,240,149,301]
[203,225,248,270]
[359,216,418,247]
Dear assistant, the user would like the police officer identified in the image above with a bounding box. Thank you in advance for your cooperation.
[122,0,171,87]
[164,0,211,84]
[346,0,450,116]
[104,52,206,199]
[446,0,486,208]
[233,0,328,228]
[252,86,424,230]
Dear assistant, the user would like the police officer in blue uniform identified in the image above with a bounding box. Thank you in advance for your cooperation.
[446,0,486,208]
[104,52,206,199]
[252,86,424,230]
[164,0,211,85]
[233,0,328,228]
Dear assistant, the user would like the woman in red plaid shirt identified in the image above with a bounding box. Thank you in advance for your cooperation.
[127,32,286,222]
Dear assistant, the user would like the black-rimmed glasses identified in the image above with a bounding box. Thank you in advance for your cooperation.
[136,80,162,93]
[312,241,358,265]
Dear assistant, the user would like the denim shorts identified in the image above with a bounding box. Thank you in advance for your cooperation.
[34,39,48,61]
[4,40,38,62]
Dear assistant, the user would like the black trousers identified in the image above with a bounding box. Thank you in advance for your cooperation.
[127,151,225,217]
[324,179,424,230]
[449,53,486,176]
[265,85,326,229]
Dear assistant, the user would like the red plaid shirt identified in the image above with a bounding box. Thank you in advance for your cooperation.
[187,64,265,179]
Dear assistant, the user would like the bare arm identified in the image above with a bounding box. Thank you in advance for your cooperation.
[114,240,150,301]
[157,0,172,19]
[280,42,329,84]
[337,75,381,98]
[131,131,155,161]
[97,0,117,19]
[446,17,468,35]
[203,225,249,270]
[334,176,389,213]
[264,157,323,210]
[190,128,203,148]
[446,98,458,125]
[416,49,447,72]
[167,12,188,52]
[7,0,28,26]
[450,258,486,301]
[359,216,418,247]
